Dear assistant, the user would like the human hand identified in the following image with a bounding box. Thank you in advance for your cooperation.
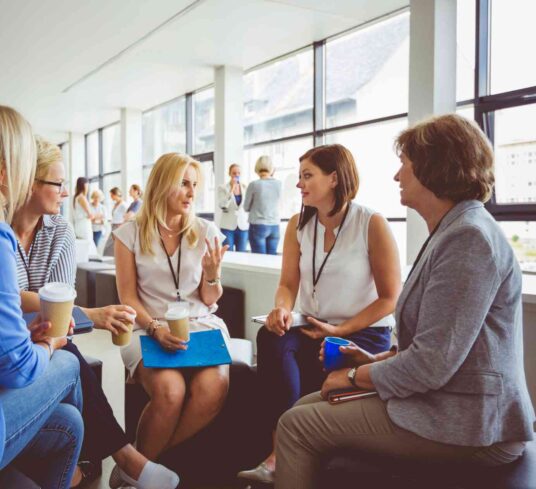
[28,314,51,342]
[320,369,353,399]
[154,327,188,352]
[265,307,293,336]
[202,237,229,281]
[300,317,337,340]
[91,305,136,335]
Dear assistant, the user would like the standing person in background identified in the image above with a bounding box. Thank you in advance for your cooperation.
[110,187,127,230]
[218,164,249,252]
[124,184,143,222]
[244,156,281,255]
[72,177,93,241]
[90,189,106,247]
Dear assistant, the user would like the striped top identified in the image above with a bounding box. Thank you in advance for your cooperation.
[15,214,77,291]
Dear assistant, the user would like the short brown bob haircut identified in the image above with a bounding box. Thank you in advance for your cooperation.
[395,114,495,203]
[298,144,359,229]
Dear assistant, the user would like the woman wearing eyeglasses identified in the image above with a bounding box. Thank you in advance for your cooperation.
[11,137,180,489]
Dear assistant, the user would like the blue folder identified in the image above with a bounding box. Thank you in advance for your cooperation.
[140,329,231,368]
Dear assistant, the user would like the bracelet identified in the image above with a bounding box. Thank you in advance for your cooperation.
[146,319,162,337]
[205,277,221,286]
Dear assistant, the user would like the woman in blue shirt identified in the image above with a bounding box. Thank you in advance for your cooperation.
[0,105,84,489]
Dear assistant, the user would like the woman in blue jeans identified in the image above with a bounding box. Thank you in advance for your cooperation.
[238,144,401,484]
[0,105,84,489]
[244,156,281,254]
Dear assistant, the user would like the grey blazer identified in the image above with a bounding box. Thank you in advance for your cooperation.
[370,200,535,446]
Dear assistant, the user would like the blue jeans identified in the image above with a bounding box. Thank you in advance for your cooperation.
[221,228,248,252]
[249,224,280,255]
[0,350,84,489]
[256,326,391,429]
[93,230,103,247]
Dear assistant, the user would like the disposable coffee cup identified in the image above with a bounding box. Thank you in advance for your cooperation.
[38,282,77,338]
[324,336,352,372]
[112,313,136,346]
[165,302,190,342]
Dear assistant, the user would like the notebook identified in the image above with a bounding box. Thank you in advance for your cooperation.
[23,306,94,334]
[140,329,232,368]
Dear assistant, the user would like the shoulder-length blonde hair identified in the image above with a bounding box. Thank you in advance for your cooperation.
[137,153,202,255]
[0,106,36,224]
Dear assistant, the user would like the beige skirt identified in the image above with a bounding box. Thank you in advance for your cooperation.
[120,314,229,381]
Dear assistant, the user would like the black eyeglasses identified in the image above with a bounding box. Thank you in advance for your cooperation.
[36,179,67,194]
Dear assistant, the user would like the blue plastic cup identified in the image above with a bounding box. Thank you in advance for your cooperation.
[324,337,352,372]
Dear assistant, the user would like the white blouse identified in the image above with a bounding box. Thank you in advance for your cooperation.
[297,202,395,328]
[113,218,227,333]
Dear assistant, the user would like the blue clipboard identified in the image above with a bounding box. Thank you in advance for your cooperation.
[140,329,231,368]
[23,307,94,334]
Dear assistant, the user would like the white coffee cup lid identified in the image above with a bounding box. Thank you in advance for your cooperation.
[165,305,188,320]
[38,282,77,303]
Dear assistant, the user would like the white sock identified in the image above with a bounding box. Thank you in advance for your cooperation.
[119,461,180,489]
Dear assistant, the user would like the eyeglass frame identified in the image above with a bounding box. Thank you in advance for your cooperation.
[35,179,68,194]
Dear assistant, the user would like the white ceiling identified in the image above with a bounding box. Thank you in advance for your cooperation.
[0,0,407,142]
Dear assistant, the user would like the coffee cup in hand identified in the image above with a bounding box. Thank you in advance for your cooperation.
[38,282,77,338]
[165,302,190,342]
[112,312,136,346]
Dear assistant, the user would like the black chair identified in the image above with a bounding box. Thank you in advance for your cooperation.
[319,439,536,489]
[0,467,40,489]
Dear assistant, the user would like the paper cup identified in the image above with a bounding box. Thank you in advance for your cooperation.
[39,282,77,337]
[112,313,136,346]
[165,302,190,342]
[324,336,352,372]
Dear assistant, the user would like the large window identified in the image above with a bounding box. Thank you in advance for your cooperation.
[325,13,409,128]
[193,88,215,154]
[85,131,99,180]
[142,97,186,166]
[489,0,536,95]
[102,123,121,173]
[244,49,313,144]
[242,11,409,257]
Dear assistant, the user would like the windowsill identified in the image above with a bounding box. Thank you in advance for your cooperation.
[221,252,536,304]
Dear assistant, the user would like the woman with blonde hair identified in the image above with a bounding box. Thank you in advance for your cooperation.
[218,163,248,251]
[114,153,230,463]
[0,105,84,489]
[89,188,106,246]
[244,155,281,254]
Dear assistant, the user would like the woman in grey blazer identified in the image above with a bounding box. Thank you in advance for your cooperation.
[274,114,535,489]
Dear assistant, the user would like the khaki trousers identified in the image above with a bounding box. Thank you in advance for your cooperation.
[275,392,519,489]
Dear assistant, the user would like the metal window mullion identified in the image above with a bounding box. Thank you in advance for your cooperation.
[476,0,490,100]
[313,40,325,147]
[186,92,194,154]
[98,128,104,190]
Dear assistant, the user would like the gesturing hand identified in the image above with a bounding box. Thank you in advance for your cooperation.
[318,340,376,366]
[202,237,229,281]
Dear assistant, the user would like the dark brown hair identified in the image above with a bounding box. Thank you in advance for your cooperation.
[395,114,495,203]
[298,144,359,230]
[73,177,88,207]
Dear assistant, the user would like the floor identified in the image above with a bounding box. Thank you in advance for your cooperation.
[73,329,240,489]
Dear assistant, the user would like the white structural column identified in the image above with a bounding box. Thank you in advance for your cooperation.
[406,0,457,264]
[214,66,243,224]
[67,132,85,223]
[120,108,143,193]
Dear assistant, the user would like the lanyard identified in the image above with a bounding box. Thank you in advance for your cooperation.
[17,223,40,289]
[312,204,350,296]
[159,233,183,302]
[405,213,448,282]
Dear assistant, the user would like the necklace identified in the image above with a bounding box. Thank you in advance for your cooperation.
[158,224,181,239]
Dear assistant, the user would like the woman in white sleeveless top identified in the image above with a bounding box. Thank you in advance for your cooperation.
[72,177,93,240]
[238,144,401,483]
[114,153,230,464]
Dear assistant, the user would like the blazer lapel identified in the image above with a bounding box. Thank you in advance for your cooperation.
[395,200,484,323]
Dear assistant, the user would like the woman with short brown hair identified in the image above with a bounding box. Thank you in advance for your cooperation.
[238,143,401,483]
